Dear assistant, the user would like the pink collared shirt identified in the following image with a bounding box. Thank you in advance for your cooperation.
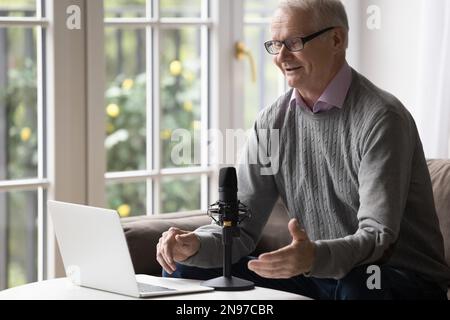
[290,61,353,113]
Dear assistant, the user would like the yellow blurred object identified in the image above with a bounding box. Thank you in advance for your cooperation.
[161,129,172,140]
[235,41,257,83]
[20,127,31,142]
[183,101,193,112]
[106,104,120,118]
[183,71,195,82]
[117,204,131,217]
[192,120,201,130]
[122,78,134,90]
[169,60,182,76]
[106,123,115,134]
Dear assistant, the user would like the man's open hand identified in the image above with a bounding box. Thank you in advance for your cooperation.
[247,218,315,278]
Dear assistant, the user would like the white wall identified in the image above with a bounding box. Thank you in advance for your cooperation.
[340,0,362,69]
[344,0,424,116]
[345,0,450,158]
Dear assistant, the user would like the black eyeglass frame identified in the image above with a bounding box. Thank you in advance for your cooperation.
[264,26,336,55]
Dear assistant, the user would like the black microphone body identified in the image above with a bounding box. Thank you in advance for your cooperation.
[201,167,254,291]
[218,168,239,278]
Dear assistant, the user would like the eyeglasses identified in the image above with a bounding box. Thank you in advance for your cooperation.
[264,26,335,55]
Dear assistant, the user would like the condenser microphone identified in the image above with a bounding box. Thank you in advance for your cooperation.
[219,167,237,201]
[201,167,254,291]
[218,167,239,233]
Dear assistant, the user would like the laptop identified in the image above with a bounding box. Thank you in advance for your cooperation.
[48,200,214,298]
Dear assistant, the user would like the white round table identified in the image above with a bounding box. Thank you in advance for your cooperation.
[0,277,311,300]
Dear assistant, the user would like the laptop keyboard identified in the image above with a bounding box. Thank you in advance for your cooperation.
[137,282,176,293]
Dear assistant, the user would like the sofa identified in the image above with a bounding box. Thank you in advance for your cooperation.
[121,159,450,298]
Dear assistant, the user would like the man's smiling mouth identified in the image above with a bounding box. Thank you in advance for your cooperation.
[285,66,302,72]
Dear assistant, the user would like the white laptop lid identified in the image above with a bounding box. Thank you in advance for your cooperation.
[48,200,140,297]
[48,200,214,298]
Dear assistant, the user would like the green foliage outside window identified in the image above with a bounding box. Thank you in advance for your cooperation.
[105,73,147,172]
[0,58,38,180]
[104,27,203,216]
[0,30,38,289]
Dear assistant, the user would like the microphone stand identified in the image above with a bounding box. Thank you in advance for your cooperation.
[201,201,254,291]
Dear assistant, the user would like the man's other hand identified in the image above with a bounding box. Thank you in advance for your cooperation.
[156,227,200,274]
[248,218,315,278]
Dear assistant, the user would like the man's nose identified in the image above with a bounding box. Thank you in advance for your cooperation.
[277,44,292,61]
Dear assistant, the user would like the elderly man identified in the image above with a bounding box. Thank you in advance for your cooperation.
[157,0,450,299]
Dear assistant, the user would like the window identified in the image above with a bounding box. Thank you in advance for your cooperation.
[0,0,288,290]
[242,0,285,130]
[0,0,48,290]
[103,0,211,217]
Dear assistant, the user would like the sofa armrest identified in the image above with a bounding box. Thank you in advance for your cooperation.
[121,212,210,275]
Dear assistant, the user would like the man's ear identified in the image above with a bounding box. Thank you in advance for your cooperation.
[331,27,347,52]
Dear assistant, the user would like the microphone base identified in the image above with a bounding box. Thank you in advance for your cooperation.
[201,276,254,291]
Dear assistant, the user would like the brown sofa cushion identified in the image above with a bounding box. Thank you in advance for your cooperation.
[121,212,210,275]
[427,160,450,268]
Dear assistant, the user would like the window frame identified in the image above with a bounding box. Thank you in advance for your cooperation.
[2,0,290,284]
[0,0,49,289]
[102,0,215,216]
[43,0,239,280]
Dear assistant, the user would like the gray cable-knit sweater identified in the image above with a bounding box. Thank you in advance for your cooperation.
[183,69,450,289]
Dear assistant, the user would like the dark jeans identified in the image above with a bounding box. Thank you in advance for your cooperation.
[163,256,447,300]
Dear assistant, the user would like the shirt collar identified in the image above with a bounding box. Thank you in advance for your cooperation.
[290,61,353,113]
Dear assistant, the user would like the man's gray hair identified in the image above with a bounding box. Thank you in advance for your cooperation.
[278,0,349,31]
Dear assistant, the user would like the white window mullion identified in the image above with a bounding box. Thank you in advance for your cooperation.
[152,0,161,214]
[37,187,45,281]
[200,0,210,212]
[36,0,45,280]
[200,24,209,211]
[36,20,45,181]
[0,179,49,192]
[105,167,213,181]
[104,17,213,28]
[145,0,153,215]
[201,0,209,19]
[152,0,160,27]
[0,17,49,27]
